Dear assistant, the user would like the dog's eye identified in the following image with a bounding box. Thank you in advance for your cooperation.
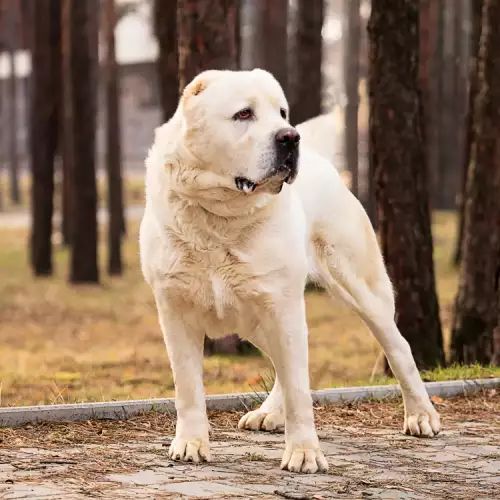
[280,108,287,120]
[234,108,253,121]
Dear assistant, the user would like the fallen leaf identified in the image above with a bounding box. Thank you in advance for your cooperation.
[430,395,444,404]
[246,375,263,385]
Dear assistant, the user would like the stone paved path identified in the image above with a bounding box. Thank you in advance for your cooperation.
[1,397,499,499]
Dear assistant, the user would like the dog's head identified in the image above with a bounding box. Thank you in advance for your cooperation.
[178,69,300,195]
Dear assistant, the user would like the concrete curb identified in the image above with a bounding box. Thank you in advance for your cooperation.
[1,378,498,427]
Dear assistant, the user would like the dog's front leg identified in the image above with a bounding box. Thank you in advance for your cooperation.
[154,290,210,463]
[263,297,328,474]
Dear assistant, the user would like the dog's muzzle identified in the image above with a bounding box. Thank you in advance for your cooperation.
[234,127,300,194]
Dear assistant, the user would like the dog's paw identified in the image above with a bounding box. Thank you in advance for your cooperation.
[238,409,285,432]
[168,437,211,463]
[280,442,328,474]
[404,403,440,438]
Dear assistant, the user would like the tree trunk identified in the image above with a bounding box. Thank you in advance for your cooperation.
[431,0,461,210]
[427,0,444,209]
[66,0,99,284]
[453,0,484,266]
[154,0,179,121]
[19,0,33,163]
[419,0,440,206]
[178,0,238,90]
[366,142,378,228]
[0,105,2,210]
[494,294,500,365]
[104,0,124,276]
[433,2,444,208]
[235,0,241,69]
[178,0,255,356]
[290,0,323,125]
[0,83,3,211]
[419,0,431,97]
[451,0,467,195]
[61,0,74,247]
[451,0,500,365]
[368,0,444,370]
[7,0,21,205]
[344,0,360,198]
[252,0,288,95]
[30,0,61,276]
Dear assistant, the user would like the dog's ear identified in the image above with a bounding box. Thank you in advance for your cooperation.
[181,70,221,102]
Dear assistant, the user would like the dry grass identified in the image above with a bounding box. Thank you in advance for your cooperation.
[0,171,145,214]
[0,209,497,407]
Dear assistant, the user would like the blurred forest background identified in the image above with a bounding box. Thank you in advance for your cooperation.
[0,0,499,407]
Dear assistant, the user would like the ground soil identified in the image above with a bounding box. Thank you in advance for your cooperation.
[1,392,498,499]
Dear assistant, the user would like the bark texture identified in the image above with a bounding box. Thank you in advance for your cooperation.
[368,0,444,369]
[235,0,241,69]
[178,0,238,90]
[252,0,289,95]
[419,0,440,203]
[453,0,484,266]
[154,0,179,121]
[30,0,61,276]
[434,0,458,210]
[61,0,74,246]
[6,0,21,204]
[290,0,323,125]
[451,0,500,365]
[104,0,124,275]
[344,0,361,197]
[66,0,99,284]
[450,0,467,194]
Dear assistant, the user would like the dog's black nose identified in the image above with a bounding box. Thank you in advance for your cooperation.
[275,128,300,147]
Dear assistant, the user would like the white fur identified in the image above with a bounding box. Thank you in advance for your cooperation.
[295,109,344,169]
[140,69,440,474]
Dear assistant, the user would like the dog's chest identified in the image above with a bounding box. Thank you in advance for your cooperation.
[162,242,272,327]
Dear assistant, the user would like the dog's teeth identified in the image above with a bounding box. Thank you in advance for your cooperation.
[242,182,254,193]
[235,177,256,193]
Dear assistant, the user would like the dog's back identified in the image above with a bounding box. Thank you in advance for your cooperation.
[295,109,344,170]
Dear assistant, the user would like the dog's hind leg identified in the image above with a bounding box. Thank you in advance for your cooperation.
[238,363,285,432]
[238,240,440,438]
[312,208,440,437]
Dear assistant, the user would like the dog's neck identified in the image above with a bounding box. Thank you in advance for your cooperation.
[172,177,276,219]
[147,160,278,251]
[164,188,275,250]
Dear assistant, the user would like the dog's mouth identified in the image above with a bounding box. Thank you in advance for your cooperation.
[280,154,298,184]
[235,154,298,194]
[235,176,257,193]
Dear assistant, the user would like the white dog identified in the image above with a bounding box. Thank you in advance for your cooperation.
[295,109,343,169]
[139,69,440,474]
